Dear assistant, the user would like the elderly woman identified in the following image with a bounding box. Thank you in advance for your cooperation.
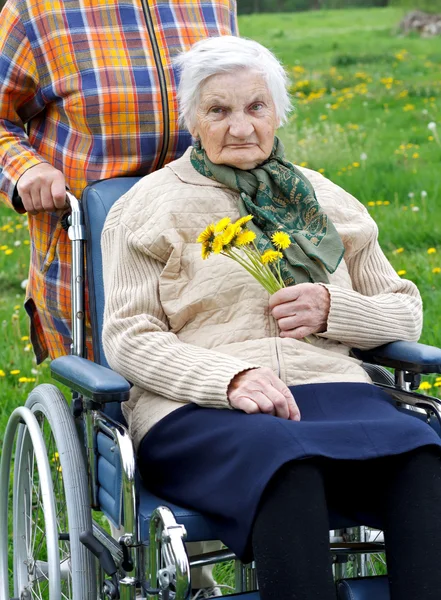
[102,36,441,599]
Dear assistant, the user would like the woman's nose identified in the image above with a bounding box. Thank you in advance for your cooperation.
[228,113,254,138]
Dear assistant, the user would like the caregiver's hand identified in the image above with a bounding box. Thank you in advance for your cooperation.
[228,367,300,421]
[269,283,330,340]
[16,163,67,215]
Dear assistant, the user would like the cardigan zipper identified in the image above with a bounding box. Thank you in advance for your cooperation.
[139,0,170,170]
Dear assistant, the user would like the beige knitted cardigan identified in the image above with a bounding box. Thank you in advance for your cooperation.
[101,149,422,451]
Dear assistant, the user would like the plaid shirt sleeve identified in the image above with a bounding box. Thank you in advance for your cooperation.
[0,0,49,206]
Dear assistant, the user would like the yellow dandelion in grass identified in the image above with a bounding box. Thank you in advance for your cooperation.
[367,201,375,207]
[427,248,436,254]
[14,305,20,310]
[10,370,20,375]
[261,250,283,264]
[236,230,256,246]
[419,381,432,391]
[0,370,5,377]
[196,223,215,244]
[0,245,8,251]
[352,162,360,168]
[234,215,253,228]
[403,104,415,112]
[18,377,36,383]
[5,249,13,255]
[434,382,441,388]
[21,335,29,341]
[393,247,405,254]
[397,270,406,276]
[433,267,441,274]
[214,217,231,233]
[271,232,291,250]
[383,201,390,206]
[412,153,419,159]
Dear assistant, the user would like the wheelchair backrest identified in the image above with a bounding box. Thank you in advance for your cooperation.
[82,177,142,422]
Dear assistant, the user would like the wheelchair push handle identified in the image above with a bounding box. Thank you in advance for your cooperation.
[13,190,79,232]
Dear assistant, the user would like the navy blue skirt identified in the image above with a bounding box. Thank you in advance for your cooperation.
[138,382,441,560]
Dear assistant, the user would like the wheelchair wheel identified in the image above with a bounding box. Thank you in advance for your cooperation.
[12,384,96,599]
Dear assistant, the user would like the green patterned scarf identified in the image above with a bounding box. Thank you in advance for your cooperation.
[190,137,345,285]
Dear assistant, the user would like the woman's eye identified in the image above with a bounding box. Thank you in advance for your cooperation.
[251,103,263,111]
[210,107,224,114]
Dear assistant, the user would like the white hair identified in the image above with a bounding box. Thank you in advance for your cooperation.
[174,36,292,131]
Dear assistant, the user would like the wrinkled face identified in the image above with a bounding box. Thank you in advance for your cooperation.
[191,69,279,170]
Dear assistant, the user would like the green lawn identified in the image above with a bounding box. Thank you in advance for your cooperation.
[0,5,440,586]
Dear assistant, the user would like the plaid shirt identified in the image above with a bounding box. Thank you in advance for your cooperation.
[0,0,237,363]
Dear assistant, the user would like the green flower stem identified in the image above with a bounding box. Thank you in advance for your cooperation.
[240,247,282,293]
[223,249,280,295]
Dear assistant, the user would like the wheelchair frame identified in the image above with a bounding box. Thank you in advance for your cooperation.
[1,185,441,600]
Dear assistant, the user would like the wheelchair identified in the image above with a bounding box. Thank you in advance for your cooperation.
[1,177,441,600]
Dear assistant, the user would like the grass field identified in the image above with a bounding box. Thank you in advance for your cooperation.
[0,4,441,587]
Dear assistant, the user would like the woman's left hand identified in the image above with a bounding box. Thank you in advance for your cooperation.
[269,283,330,340]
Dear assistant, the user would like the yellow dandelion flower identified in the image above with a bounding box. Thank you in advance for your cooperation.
[201,242,211,260]
[14,305,20,310]
[0,370,5,377]
[319,115,327,121]
[367,201,375,207]
[434,382,441,388]
[234,215,253,228]
[10,369,20,375]
[412,153,419,159]
[383,201,390,206]
[24,240,30,245]
[222,224,237,246]
[352,162,360,168]
[418,381,432,391]
[236,230,256,246]
[212,236,225,254]
[403,104,415,112]
[0,245,7,251]
[429,136,434,141]
[393,247,404,254]
[21,335,29,341]
[299,161,308,167]
[5,249,13,255]
[432,267,441,274]
[197,224,215,244]
[427,248,436,254]
[397,270,406,276]
[318,168,325,174]
[214,217,231,233]
[271,232,291,250]
[376,201,384,206]
[261,250,283,265]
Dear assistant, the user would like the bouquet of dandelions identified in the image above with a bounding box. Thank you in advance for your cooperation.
[197,215,292,295]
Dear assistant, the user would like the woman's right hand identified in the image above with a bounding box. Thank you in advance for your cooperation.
[17,163,67,215]
[227,367,301,421]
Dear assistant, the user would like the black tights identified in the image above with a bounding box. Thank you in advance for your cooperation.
[252,447,441,600]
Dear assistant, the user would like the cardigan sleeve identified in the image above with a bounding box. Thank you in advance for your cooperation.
[320,222,422,350]
[101,201,258,408]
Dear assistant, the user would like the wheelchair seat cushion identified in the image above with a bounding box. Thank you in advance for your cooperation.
[137,382,441,561]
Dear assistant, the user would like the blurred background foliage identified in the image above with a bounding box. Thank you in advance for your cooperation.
[236,0,440,13]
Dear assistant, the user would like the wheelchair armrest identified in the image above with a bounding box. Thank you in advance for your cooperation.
[51,355,131,403]
[352,341,441,374]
